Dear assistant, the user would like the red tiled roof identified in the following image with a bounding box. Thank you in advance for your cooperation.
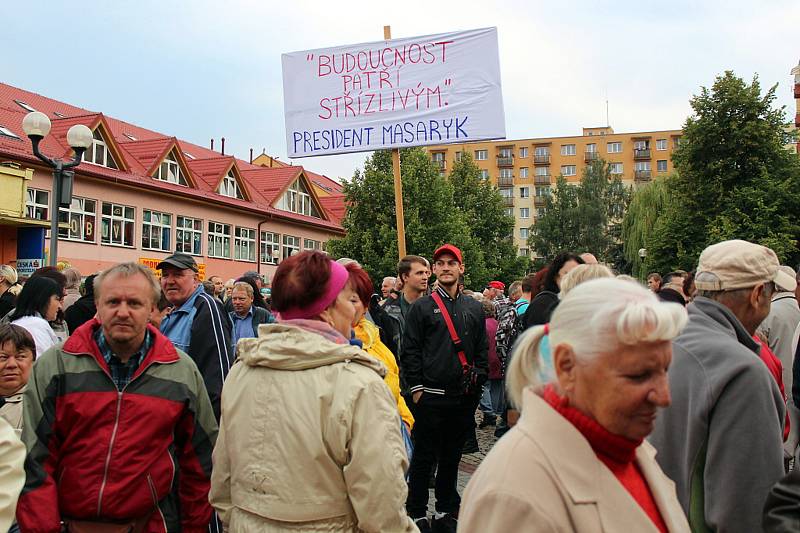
[306,170,344,194]
[319,194,347,224]
[0,82,345,233]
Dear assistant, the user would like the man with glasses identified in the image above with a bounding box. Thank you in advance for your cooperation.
[158,253,232,421]
[650,240,793,533]
[401,244,487,533]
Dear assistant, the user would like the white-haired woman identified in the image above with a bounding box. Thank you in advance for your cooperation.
[459,278,691,532]
[0,266,18,318]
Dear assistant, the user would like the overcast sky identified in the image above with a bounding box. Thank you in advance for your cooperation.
[5,0,798,182]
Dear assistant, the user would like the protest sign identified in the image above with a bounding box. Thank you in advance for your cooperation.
[282,27,505,158]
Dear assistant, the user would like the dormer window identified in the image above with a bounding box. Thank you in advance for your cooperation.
[218,170,243,199]
[82,129,118,169]
[154,149,188,186]
[278,178,320,218]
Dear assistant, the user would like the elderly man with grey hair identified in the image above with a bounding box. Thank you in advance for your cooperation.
[650,240,793,533]
[228,281,274,349]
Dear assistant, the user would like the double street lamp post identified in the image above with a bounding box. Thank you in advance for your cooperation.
[21,112,93,267]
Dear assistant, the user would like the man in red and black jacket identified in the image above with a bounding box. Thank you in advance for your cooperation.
[401,244,488,533]
[17,262,217,533]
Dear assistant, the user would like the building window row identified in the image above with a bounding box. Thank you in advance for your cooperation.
[25,189,322,263]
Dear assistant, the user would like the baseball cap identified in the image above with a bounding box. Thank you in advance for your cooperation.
[157,253,199,272]
[433,244,463,264]
[694,240,796,292]
[488,281,505,290]
[777,265,798,292]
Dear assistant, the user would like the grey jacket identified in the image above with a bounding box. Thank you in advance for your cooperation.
[759,293,800,398]
[649,297,786,533]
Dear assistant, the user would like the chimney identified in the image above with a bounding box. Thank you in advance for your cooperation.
[210,138,214,151]
[249,148,253,164]
[221,137,225,155]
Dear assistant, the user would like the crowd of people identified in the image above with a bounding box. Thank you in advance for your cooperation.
[0,238,799,532]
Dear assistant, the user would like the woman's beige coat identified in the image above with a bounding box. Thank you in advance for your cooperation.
[209,323,418,533]
[458,388,690,533]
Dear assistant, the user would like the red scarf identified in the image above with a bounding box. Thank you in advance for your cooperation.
[543,385,668,533]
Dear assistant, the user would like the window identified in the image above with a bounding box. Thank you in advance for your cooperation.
[282,235,300,259]
[657,160,668,173]
[607,142,622,153]
[520,167,529,178]
[123,133,138,141]
[14,100,35,112]
[673,136,682,148]
[518,248,530,257]
[504,208,513,217]
[304,239,321,250]
[455,151,462,161]
[219,171,244,199]
[100,202,134,247]
[633,140,648,150]
[534,146,549,156]
[154,149,188,186]
[480,169,489,179]
[609,162,623,174]
[234,227,256,262]
[83,129,118,169]
[183,151,196,160]
[656,139,667,151]
[142,210,172,252]
[59,197,97,242]
[499,147,513,158]
[278,179,321,218]
[519,187,530,198]
[26,188,49,221]
[0,125,20,140]
[519,227,529,239]
[535,186,551,197]
[537,208,546,218]
[500,168,513,178]
[520,208,530,219]
[208,222,231,259]
[475,150,488,160]
[519,147,529,158]
[586,143,597,153]
[635,161,651,171]
[499,188,513,198]
[176,216,202,255]
[535,166,549,177]
[260,232,281,264]
[560,144,576,156]
[561,165,576,176]
[431,152,445,162]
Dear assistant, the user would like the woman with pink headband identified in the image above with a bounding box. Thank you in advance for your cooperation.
[210,251,416,532]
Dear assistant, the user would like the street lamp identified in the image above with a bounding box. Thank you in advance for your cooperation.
[21,111,93,266]
[638,248,648,282]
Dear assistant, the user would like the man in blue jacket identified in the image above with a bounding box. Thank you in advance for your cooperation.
[158,253,232,421]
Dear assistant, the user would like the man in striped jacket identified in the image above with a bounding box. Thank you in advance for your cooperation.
[17,262,217,532]
[158,253,233,421]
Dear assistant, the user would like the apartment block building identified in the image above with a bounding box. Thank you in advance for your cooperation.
[426,126,682,256]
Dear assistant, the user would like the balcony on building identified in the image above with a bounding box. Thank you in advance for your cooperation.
[634,149,651,160]
[534,196,548,207]
[533,154,550,165]
[497,176,514,188]
[497,155,514,167]
[634,170,652,182]
[584,151,599,163]
[534,174,551,185]
[502,196,514,207]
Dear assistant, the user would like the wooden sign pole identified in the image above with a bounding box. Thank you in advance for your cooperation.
[384,25,407,259]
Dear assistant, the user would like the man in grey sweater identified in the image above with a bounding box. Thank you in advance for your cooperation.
[650,240,795,533]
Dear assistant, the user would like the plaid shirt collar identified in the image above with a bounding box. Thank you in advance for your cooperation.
[94,328,153,390]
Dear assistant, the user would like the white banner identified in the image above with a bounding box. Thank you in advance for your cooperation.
[16,258,42,277]
[282,27,506,158]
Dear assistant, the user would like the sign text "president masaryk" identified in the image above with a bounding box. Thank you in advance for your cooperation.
[282,27,506,158]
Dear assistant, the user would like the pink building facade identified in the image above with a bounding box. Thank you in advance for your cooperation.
[0,82,346,282]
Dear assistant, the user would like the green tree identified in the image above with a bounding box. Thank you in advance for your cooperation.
[622,178,673,279]
[328,148,485,287]
[528,159,631,267]
[647,71,800,272]
[448,153,529,284]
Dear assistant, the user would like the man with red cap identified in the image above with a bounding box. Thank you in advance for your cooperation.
[401,244,488,533]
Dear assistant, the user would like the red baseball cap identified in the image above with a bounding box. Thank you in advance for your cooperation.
[488,281,505,290]
[433,244,463,264]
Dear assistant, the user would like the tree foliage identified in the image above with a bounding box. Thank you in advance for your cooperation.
[528,159,631,269]
[645,71,800,272]
[622,178,673,279]
[327,148,522,288]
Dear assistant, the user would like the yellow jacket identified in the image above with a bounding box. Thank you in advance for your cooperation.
[354,318,414,430]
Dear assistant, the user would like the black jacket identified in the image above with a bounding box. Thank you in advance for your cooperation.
[400,287,488,399]
[522,290,559,330]
[763,468,800,532]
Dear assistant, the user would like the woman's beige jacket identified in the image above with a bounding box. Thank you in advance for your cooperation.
[210,323,418,533]
[458,388,690,533]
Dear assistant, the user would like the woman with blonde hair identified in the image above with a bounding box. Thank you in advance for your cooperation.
[0,266,18,318]
[558,263,614,296]
[459,278,691,532]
